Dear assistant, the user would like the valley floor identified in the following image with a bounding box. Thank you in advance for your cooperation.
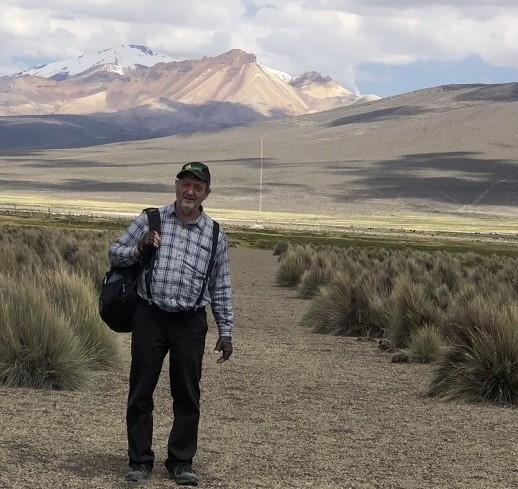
[0,248,517,488]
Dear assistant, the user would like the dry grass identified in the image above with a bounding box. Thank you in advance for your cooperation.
[1,248,517,488]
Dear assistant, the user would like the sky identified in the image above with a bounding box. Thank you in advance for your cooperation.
[2,0,518,98]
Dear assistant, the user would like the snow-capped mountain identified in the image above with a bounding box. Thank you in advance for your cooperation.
[0,46,380,150]
[16,45,300,86]
[259,64,293,83]
[15,45,176,80]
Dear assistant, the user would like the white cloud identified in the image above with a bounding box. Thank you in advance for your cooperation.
[2,0,518,95]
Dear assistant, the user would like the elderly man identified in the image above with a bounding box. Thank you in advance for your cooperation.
[108,162,234,486]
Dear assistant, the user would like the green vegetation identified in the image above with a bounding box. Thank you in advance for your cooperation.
[1,209,517,255]
[429,301,518,404]
[1,209,517,404]
[277,243,518,405]
[408,326,446,363]
[0,225,120,390]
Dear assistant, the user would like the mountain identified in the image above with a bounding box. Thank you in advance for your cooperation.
[14,45,175,81]
[0,46,379,149]
[0,83,516,221]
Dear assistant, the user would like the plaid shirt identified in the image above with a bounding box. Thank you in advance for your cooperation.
[108,203,233,337]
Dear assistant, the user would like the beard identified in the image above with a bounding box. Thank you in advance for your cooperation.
[179,199,197,213]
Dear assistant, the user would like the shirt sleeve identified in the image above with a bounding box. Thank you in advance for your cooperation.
[208,230,234,338]
[108,212,147,267]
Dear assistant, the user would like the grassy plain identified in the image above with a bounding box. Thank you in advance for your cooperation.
[0,191,517,488]
[0,193,517,255]
[1,247,518,489]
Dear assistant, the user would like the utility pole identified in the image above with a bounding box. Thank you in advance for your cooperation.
[259,137,263,212]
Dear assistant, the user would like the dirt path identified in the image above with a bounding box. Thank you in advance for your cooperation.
[1,248,517,488]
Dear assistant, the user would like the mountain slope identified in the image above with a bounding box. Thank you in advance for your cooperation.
[2,49,372,117]
[0,83,516,223]
[0,47,379,148]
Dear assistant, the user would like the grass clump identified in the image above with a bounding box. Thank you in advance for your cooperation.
[289,243,518,404]
[387,274,441,348]
[297,260,335,299]
[273,241,289,256]
[299,273,354,336]
[275,245,314,287]
[299,271,384,337]
[0,280,91,390]
[407,326,446,363]
[0,224,120,390]
[429,299,518,404]
[41,268,121,371]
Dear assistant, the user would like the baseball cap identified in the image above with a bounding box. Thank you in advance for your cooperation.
[176,162,211,184]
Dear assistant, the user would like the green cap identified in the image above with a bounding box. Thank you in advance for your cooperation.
[177,162,211,184]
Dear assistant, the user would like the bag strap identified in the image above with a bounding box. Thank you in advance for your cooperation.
[142,207,161,302]
[194,220,220,310]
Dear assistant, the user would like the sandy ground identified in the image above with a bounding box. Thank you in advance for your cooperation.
[1,248,517,489]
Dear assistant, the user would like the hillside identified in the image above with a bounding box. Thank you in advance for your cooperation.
[0,48,376,149]
[0,83,517,223]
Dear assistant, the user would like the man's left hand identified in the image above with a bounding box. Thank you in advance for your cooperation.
[215,336,233,364]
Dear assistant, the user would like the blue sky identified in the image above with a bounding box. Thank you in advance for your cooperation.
[359,56,518,97]
[2,1,518,98]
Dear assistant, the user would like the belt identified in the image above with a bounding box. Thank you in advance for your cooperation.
[137,296,205,316]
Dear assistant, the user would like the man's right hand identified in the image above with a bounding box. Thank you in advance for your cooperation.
[137,231,159,256]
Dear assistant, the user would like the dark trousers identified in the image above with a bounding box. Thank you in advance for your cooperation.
[127,302,208,471]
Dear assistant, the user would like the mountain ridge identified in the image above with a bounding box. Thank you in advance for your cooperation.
[0,46,379,149]
[4,46,377,116]
[0,81,516,222]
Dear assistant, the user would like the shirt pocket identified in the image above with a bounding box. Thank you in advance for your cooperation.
[185,244,211,279]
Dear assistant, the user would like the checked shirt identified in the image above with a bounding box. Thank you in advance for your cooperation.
[108,203,233,337]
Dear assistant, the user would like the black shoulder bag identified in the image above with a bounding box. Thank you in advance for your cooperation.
[99,207,161,333]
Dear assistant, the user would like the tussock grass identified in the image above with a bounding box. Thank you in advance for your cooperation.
[0,280,91,390]
[273,241,289,256]
[286,243,518,403]
[300,271,385,337]
[429,300,518,404]
[408,326,446,363]
[0,225,119,390]
[387,274,441,348]
[299,273,354,336]
[275,245,314,287]
[41,268,121,370]
[296,250,338,299]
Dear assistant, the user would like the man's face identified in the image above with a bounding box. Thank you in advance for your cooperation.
[175,175,211,215]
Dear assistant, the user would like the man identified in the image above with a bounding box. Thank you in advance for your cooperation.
[108,162,233,486]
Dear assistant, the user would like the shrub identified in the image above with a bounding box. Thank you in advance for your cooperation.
[275,245,314,287]
[429,300,518,404]
[408,326,446,363]
[0,281,91,390]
